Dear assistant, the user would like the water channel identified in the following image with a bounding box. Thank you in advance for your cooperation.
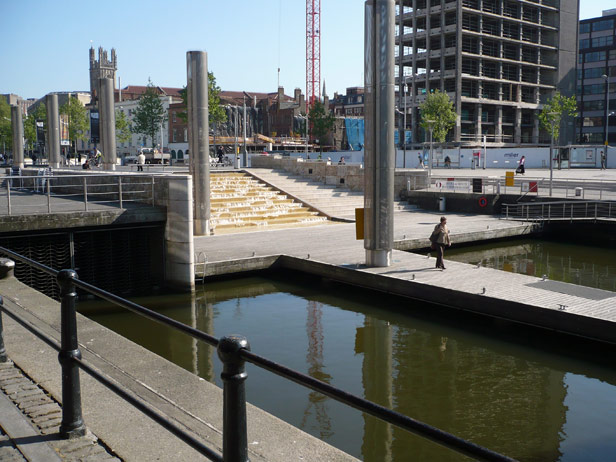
[82,269,616,462]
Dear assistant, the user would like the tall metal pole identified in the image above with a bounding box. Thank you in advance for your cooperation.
[243,96,247,166]
[46,94,61,168]
[187,51,210,235]
[604,73,610,150]
[403,83,407,168]
[234,110,239,169]
[429,125,433,180]
[10,106,24,168]
[364,0,395,268]
[99,77,117,171]
[549,120,554,197]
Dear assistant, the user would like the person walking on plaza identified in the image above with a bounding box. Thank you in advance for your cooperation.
[137,150,146,172]
[430,216,451,270]
[601,150,607,170]
[417,153,424,169]
[516,155,526,175]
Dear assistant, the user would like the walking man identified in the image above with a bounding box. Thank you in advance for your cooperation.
[137,150,146,172]
[430,216,451,270]
[601,150,607,170]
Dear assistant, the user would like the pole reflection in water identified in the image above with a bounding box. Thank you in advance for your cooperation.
[83,274,616,462]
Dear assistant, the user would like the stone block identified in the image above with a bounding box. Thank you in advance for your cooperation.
[165,240,195,265]
[164,261,195,290]
[167,177,192,201]
[165,221,193,244]
[166,199,193,224]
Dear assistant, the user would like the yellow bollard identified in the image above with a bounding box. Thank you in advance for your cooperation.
[505,171,515,187]
[355,208,364,240]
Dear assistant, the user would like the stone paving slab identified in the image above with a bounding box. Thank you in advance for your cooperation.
[0,360,120,462]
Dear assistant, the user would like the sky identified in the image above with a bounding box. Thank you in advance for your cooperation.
[0,0,614,101]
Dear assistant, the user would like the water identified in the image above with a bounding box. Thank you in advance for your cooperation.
[445,237,616,292]
[83,273,616,462]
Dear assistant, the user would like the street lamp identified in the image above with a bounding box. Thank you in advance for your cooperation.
[403,82,408,168]
[603,72,611,153]
[425,118,435,181]
[548,111,559,197]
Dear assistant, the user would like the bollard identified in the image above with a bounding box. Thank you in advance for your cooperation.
[57,269,86,439]
[0,296,7,362]
[217,335,250,462]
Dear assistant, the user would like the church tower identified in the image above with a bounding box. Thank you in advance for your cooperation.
[89,47,117,107]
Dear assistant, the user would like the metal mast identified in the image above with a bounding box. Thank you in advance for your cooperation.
[306,0,321,108]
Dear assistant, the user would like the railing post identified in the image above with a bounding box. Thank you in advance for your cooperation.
[6,178,11,216]
[83,177,88,212]
[57,269,87,439]
[118,177,123,209]
[217,335,250,462]
[47,178,52,213]
[0,296,7,363]
[151,177,155,206]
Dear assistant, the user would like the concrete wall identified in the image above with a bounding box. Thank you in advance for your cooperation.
[15,169,194,291]
[251,155,429,198]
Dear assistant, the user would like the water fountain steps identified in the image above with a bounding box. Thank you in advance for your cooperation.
[248,168,418,219]
[209,172,327,234]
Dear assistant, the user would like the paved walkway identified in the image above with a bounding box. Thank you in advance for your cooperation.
[194,210,616,344]
[0,360,120,462]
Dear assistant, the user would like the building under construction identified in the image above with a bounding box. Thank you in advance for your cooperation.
[396,0,579,147]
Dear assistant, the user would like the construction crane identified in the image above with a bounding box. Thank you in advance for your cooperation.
[306,0,321,109]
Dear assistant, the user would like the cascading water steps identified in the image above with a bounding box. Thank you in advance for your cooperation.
[209,172,328,234]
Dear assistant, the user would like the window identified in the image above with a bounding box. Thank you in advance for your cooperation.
[579,23,591,34]
[173,112,177,123]
[173,128,177,142]
[183,128,187,142]
[583,83,606,95]
[584,67,606,79]
[583,117,604,127]
[579,39,590,49]
[592,19,614,32]
[592,36,614,48]
[583,100,605,111]
[585,51,606,62]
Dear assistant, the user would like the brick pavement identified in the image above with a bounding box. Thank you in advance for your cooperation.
[0,359,120,462]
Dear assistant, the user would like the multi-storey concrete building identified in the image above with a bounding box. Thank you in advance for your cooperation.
[576,9,616,145]
[396,0,578,147]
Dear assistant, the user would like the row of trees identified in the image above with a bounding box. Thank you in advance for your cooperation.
[417,90,577,146]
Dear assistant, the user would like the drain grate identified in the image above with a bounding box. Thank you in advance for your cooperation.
[525,280,615,301]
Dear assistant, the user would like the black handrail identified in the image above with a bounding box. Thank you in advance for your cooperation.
[0,247,518,462]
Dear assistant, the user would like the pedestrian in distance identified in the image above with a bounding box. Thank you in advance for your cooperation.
[82,159,91,170]
[601,150,607,170]
[137,150,146,172]
[417,153,424,169]
[515,155,525,175]
[429,216,451,270]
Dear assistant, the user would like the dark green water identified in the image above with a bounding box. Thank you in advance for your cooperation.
[82,272,616,462]
[445,237,616,292]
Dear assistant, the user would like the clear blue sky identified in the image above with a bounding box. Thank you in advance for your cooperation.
[0,0,612,100]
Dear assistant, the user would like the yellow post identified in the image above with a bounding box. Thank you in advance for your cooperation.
[505,171,515,187]
[355,208,364,240]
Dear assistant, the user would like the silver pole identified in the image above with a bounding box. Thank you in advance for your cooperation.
[46,94,61,168]
[604,73,610,152]
[234,110,239,169]
[187,51,210,235]
[429,125,433,180]
[10,105,24,168]
[243,96,247,166]
[550,122,554,197]
[364,0,395,267]
[483,134,487,169]
[403,83,407,168]
[99,77,117,171]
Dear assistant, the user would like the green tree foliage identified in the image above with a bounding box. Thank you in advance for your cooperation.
[132,79,167,147]
[538,92,577,143]
[419,90,457,143]
[24,103,47,150]
[115,110,132,144]
[0,98,12,152]
[59,97,89,154]
[308,100,335,152]
[177,72,227,126]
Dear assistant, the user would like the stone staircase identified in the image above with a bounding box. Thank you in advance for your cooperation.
[209,172,327,234]
[248,168,418,220]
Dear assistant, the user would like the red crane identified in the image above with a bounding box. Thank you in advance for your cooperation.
[306,0,321,108]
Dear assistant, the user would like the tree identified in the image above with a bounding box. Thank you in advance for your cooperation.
[115,110,132,144]
[0,98,11,153]
[132,79,167,147]
[308,100,335,153]
[538,91,577,144]
[177,72,227,126]
[419,90,457,143]
[24,103,47,151]
[59,97,89,155]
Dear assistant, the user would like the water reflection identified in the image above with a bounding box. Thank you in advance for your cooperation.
[83,274,616,462]
[446,238,616,291]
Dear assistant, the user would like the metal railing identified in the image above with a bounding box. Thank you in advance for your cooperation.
[1,173,155,215]
[502,200,616,222]
[428,175,616,200]
[0,247,517,462]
